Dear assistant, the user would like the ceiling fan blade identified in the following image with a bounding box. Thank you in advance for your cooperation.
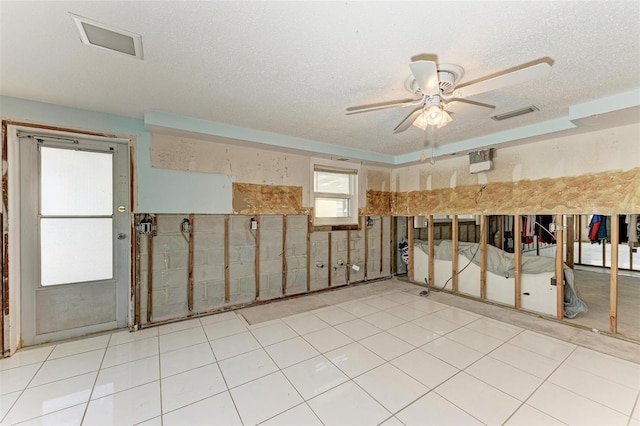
[409,60,439,95]
[445,99,495,118]
[346,98,422,115]
[393,108,423,134]
[453,62,552,99]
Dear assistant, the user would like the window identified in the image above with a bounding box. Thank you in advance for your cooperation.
[312,161,359,226]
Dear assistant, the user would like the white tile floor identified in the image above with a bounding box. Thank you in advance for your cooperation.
[1,285,639,425]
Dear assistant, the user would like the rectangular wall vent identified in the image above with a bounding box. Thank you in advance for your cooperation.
[491,105,539,121]
[70,13,143,59]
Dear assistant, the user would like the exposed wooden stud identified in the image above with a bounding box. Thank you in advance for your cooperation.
[1,211,4,356]
[146,215,157,323]
[347,229,352,284]
[224,215,230,303]
[577,215,583,265]
[480,215,487,299]
[364,217,369,280]
[328,232,332,287]
[306,215,311,293]
[2,121,8,356]
[602,239,606,268]
[390,218,396,275]
[428,215,434,288]
[555,214,564,320]
[566,215,575,268]
[408,216,414,282]
[187,214,195,312]
[282,215,287,295]
[451,215,459,293]
[380,216,384,273]
[133,215,141,327]
[255,215,260,300]
[514,214,522,309]
[610,215,619,334]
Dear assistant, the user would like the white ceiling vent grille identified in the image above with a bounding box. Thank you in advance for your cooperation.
[70,13,143,59]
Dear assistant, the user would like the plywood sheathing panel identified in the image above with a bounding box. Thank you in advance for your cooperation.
[233,183,311,215]
[361,190,393,216]
[392,168,640,215]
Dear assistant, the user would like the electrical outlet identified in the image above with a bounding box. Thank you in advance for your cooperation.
[250,217,258,230]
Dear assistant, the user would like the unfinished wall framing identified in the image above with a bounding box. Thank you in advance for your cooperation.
[133,213,392,328]
[391,167,640,216]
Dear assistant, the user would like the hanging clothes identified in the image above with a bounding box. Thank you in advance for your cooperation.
[522,215,535,244]
[588,215,607,243]
[539,215,553,243]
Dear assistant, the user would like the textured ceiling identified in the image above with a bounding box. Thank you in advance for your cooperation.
[1,1,639,160]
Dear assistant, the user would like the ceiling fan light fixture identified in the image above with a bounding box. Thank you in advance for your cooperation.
[412,112,429,130]
[412,104,453,130]
[437,110,452,128]
[426,105,443,125]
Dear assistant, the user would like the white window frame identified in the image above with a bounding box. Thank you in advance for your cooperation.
[311,159,360,226]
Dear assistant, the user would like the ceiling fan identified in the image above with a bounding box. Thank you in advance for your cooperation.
[346,59,552,134]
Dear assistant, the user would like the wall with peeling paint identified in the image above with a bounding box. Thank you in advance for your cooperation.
[392,123,640,193]
[389,123,640,215]
[150,132,392,211]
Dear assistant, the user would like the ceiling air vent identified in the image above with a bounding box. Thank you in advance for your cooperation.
[490,105,539,121]
[70,13,143,59]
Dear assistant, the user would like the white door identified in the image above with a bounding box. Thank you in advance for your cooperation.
[19,130,129,346]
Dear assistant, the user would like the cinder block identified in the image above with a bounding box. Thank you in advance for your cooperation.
[151,253,168,272]
[152,268,188,290]
[168,251,189,269]
[259,273,282,300]
[156,215,187,235]
[260,229,282,244]
[286,229,307,244]
[193,215,225,232]
[266,245,284,260]
[260,259,283,275]
[286,215,307,230]
[153,235,188,253]
[194,264,224,282]
[239,246,256,263]
[229,262,254,279]
[194,234,223,250]
[260,215,283,231]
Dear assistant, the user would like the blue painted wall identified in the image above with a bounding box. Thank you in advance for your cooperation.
[0,96,234,213]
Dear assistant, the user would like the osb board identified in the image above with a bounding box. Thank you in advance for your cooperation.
[392,168,640,215]
[361,190,393,215]
[233,182,311,215]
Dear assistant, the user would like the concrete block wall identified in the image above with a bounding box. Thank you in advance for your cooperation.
[331,231,349,286]
[258,215,283,300]
[150,215,190,321]
[285,215,308,295]
[309,231,329,291]
[228,215,257,305]
[349,217,366,283]
[193,215,226,312]
[136,213,393,326]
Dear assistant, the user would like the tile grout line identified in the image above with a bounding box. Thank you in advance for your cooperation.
[203,317,244,425]
[79,333,113,426]
[0,344,57,424]
[501,344,580,425]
